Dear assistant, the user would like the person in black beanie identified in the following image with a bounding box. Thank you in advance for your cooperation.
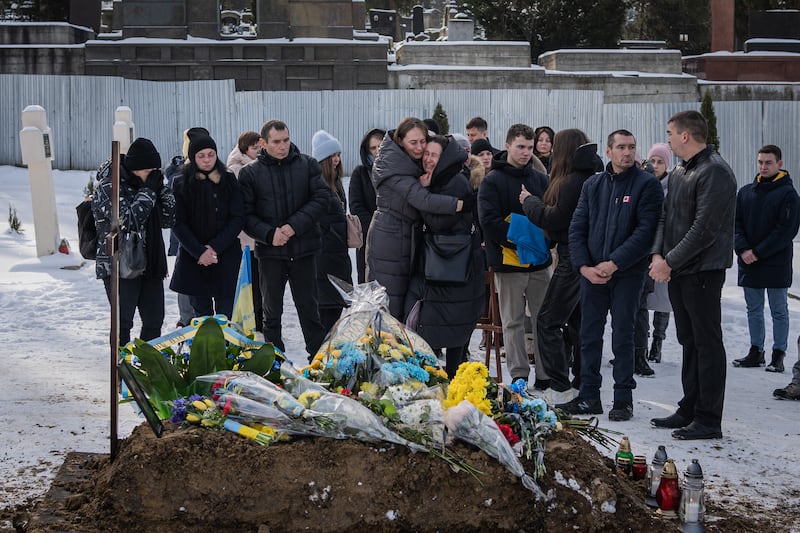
[170,132,244,321]
[91,137,176,346]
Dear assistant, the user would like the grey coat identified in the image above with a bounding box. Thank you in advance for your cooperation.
[366,131,459,320]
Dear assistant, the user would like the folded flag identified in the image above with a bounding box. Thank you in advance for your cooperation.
[507,213,550,266]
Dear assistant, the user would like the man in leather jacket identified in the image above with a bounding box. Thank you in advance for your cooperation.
[649,110,737,440]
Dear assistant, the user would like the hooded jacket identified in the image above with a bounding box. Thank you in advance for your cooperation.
[521,143,603,244]
[405,139,484,348]
[477,150,551,272]
[239,143,328,260]
[366,130,459,320]
[569,162,663,276]
[652,147,737,277]
[735,170,800,288]
[348,128,383,236]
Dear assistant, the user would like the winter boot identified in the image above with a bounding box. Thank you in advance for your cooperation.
[634,348,655,377]
[773,382,800,400]
[648,337,662,363]
[732,345,765,368]
[765,349,785,373]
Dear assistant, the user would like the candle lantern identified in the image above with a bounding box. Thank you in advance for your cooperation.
[615,436,634,475]
[646,444,668,507]
[679,459,705,532]
[655,459,681,519]
[632,455,647,480]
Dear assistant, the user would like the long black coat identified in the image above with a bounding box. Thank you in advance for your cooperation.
[317,180,353,308]
[405,140,485,349]
[366,131,459,320]
[239,144,328,260]
[169,164,244,298]
[349,128,382,242]
[477,151,551,272]
[735,170,800,288]
[521,143,603,244]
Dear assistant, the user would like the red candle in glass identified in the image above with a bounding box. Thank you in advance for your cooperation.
[632,455,647,480]
[656,460,681,517]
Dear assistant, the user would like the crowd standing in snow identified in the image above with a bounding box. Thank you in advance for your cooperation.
[92,109,800,441]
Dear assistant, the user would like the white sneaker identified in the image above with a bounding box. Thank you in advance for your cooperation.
[540,387,579,405]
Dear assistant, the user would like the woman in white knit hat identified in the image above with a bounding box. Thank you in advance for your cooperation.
[311,130,353,332]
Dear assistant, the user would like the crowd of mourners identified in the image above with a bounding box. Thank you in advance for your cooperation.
[92,109,800,442]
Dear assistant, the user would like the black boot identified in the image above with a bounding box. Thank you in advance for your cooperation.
[733,345,765,368]
[766,349,785,373]
[648,337,662,363]
[635,348,655,377]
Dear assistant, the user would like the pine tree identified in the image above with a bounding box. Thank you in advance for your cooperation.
[432,102,449,135]
[700,91,720,151]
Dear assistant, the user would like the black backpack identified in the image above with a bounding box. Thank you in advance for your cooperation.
[76,159,112,260]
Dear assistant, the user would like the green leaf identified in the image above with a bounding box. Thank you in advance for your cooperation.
[187,318,227,382]
[132,339,187,403]
[239,343,277,377]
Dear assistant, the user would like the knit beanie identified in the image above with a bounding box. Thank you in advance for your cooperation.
[311,130,343,162]
[423,118,440,135]
[647,143,672,165]
[452,133,470,152]
[182,127,210,159]
[124,138,161,170]
[188,133,218,162]
[471,138,493,155]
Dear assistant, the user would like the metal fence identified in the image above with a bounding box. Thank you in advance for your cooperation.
[1,73,798,188]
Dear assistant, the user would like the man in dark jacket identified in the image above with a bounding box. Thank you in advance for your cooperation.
[478,123,552,387]
[238,119,328,357]
[732,145,800,373]
[650,110,737,440]
[558,129,663,422]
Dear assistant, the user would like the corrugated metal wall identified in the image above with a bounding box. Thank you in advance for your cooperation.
[1,74,798,189]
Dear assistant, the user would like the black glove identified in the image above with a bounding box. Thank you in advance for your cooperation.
[145,169,164,192]
[459,194,476,213]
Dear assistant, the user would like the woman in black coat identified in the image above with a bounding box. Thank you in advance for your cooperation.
[520,129,602,396]
[170,133,244,320]
[311,130,353,333]
[348,128,385,284]
[366,118,466,321]
[405,136,485,379]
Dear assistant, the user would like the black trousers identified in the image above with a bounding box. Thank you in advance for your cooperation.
[536,244,581,392]
[259,254,326,357]
[669,270,727,428]
[104,276,164,346]
[355,245,367,285]
[189,293,234,322]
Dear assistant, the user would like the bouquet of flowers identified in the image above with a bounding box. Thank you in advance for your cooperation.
[170,394,278,446]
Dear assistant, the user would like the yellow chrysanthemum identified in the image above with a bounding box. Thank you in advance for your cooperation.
[297,391,321,408]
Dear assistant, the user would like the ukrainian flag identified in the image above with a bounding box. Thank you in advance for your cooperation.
[232,246,257,337]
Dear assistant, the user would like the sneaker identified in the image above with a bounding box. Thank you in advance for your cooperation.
[540,387,579,405]
[608,401,633,421]
[773,383,800,400]
[650,412,692,429]
[555,396,603,415]
[671,421,722,440]
[732,345,765,368]
[532,378,550,391]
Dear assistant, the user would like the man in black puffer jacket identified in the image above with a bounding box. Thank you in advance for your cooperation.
[239,119,328,357]
[478,124,552,388]
[558,129,663,422]
[650,110,737,440]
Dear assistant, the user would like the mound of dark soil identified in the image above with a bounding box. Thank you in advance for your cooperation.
[11,423,783,532]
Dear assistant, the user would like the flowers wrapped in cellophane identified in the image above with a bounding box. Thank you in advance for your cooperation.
[444,399,546,500]
[301,281,448,397]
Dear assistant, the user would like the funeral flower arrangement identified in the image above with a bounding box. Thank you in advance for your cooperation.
[123,281,616,497]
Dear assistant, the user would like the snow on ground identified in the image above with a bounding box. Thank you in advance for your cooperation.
[1,164,799,518]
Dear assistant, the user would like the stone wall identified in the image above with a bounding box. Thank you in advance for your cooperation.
[0,22,93,45]
[395,41,531,67]
[539,49,684,75]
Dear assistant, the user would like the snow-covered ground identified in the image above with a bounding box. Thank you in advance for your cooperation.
[1,164,799,522]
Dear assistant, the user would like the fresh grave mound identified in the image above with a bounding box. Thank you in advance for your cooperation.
[38,423,666,533]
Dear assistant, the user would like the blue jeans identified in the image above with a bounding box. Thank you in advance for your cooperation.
[743,287,789,352]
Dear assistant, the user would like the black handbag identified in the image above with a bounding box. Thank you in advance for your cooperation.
[119,219,146,279]
[423,231,472,283]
